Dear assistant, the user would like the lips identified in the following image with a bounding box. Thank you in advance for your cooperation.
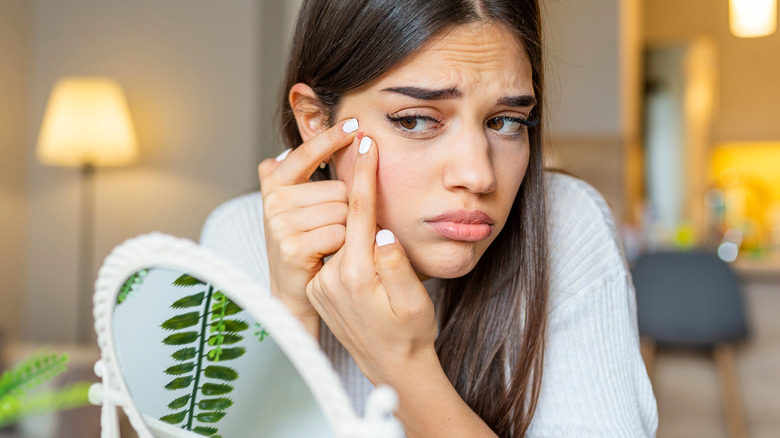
[425,210,494,242]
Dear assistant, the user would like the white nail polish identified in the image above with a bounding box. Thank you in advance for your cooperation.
[376,229,395,247]
[359,136,372,154]
[275,148,291,161]
[343,118,359,133]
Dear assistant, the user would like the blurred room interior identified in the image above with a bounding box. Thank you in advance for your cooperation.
[0,0,778,437]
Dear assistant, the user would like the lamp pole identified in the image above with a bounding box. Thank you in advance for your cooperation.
[77,163,95,344]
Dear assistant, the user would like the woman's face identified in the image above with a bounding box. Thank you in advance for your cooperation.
[331,21,535,280]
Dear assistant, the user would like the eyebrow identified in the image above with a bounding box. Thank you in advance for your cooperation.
[381,86,536,108]
[381,86,462,100]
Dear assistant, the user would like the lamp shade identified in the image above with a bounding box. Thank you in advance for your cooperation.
[37,77,139,167]
[730,0,777,38]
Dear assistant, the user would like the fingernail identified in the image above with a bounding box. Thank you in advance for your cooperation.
[343,118,359,133]
[376,229,395,247]
[275,148,291,161]
[359,136,372,154]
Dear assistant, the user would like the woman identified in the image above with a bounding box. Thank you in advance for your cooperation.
[201,0,658,436]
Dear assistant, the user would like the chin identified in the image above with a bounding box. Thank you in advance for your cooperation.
[411,248,481,280]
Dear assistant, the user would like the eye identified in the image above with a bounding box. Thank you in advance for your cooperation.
[486,116,533,135]
[385,113,442,137]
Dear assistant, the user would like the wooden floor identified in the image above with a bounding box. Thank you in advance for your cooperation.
[651,279,780,438]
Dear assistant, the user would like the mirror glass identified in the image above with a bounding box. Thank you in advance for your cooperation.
[113,268,334,438]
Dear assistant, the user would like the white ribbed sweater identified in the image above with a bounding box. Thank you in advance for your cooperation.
[200,173,658,437]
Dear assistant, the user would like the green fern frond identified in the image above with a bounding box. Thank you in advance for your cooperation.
[171,347,197,362]
[0,352,68,399]
[116,270,148,304]
[162,332,200,346]
[161,312,201,331]
[196,411,226,423]
[209,320,249,333]
[206,347,245,362]
[207,333,242,346]
[202,366,238,382]
[172,292,206,309]
[0,381,91,428]
[200,383,233,396]
[159,410,188,424]
[198,397,233,411]
[167,395,190,410]
[173,274,205,287]
[164,376,194,391]
[192,426,219,436]
[164,363,196,376]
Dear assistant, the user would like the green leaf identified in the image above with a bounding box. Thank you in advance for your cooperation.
[198,397,233,411]
[202,366,238,381]
[209,320,249,333]
[161,312,201,331]
[173,274,205,287]
[207,333,243,346]
[196,411,226,423]
[210,301,242,318]
[192,426,219,436]
[162,331,199,346]
[164,376,194,390]
[171,347,197,361]
[0,351,68,399]
[207,347,245,362]
[159,410,187,424]
[200,383,233,396]
[171,292,205,309]
[164,363,195,376]
[167,394,190,410]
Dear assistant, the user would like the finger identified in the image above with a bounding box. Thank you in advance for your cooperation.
[267,201,348,235]
[268,118,359,189]
[344,135,378,265]
[263,180,347,216]
[278,224,346,269]
[258,158,281,190]
[373,229,431,317]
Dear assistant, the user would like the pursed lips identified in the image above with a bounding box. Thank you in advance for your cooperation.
[424,209,494,241]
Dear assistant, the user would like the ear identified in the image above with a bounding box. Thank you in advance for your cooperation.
[289,83,328,142]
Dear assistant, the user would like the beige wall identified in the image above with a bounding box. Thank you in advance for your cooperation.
[22,0,262,343]
[0,0,31,342]
[644,0,780,143]
[544,0,642,222]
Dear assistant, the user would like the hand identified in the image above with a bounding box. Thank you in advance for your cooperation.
[305,134,438,385]
[258,119,359,336]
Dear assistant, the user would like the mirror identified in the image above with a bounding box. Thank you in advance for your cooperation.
[113,268,332,437]
[92,233,403,438]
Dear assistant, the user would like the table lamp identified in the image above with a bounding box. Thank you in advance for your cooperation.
[36,77,139,343]
[730,0,777,38]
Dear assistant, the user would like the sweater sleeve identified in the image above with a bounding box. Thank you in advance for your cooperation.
[525,173,658,437]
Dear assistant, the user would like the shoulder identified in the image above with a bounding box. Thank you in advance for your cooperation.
[200,191,269,286]
[544,172,630,312]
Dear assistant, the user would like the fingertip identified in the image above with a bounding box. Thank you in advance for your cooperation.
[358,136,372,155]
[258,158,276,180]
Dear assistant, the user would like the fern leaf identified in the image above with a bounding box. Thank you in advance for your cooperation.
[192,426,219,436]
[161,312,201,331]
[159,410,188,424]
[162,332,199,346]
[164,363,195,376]
[207,347,245,362]
[196,411,226,423]
[116,270,148,304]
[171,347,197,362]
[167,395,190,410]
[209,320,249,333]
[202,366,238,382]
[0,352,68,399]
[164,376,194,390]
[200,383,232,396]
[0,381,91,428]
[207,333,243,346]
[209,301,242,319]
[198,397,233,411]
[171,292,206,309]
[173,274,205,287]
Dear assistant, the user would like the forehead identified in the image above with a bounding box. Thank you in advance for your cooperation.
[373,21,532,92]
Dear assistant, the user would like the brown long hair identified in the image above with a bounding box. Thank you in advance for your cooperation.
[280,1,548,436]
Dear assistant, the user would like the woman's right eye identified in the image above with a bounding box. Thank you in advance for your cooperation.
[385,113,442,137]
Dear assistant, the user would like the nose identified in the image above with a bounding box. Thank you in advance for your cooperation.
[442,125,497,195]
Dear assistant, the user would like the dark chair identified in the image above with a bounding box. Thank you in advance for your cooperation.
[632,251,749,438]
